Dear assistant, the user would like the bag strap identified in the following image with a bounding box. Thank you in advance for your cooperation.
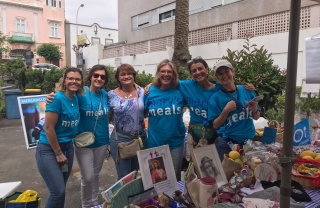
[92,92,102,134]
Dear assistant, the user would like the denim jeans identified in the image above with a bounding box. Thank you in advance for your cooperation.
[36,141,74,208]
[110,130,147,180]
[215,137,232,161]
[75,145,107,208]
[170,144,183,181]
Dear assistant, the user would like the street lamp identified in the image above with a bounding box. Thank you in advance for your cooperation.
[76,4,84,44]
[75,4,84,70]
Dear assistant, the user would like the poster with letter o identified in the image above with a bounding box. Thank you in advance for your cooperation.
[293,119,311,146]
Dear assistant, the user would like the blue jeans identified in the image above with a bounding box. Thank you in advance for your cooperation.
[110,130,147,180]
[215,137,232,161]
[170,144,183,181]
[36,142,74,208]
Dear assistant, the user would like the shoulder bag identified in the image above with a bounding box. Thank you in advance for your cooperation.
[116,91,142,162]
[74,92,102,147]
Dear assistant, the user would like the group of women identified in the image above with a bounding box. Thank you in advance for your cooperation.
[35,58,260,208]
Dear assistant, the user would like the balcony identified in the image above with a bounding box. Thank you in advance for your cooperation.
[9,32,35,44]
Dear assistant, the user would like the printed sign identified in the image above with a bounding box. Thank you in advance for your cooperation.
[293,119,311,146]
[17,95,47,149]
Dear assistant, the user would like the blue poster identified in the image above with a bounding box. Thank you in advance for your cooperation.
[293,119,311,146]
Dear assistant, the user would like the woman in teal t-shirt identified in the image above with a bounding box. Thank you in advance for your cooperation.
[36,68,84,208]
[144,59,186,181]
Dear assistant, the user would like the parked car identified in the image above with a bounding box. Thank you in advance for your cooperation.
[32,63,60,71]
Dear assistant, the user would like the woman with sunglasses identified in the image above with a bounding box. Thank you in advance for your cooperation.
[108,64,147,180]
[46,65,110,208]
[144,59,186,181]
[36,68,84,208]
[208,59,261,161]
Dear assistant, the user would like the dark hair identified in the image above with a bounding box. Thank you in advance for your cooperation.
[115,64,136,88]
[187,57,209,74]
[152,59,179,88]
[86,64,108,88]
[55,67,84,94]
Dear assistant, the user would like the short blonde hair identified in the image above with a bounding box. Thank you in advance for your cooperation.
[152,59,179,88]
[55,68,85,95]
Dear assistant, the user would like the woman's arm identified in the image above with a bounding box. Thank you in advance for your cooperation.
[248,101,260,120]
[212,101,236,129]
[45,111,67,165]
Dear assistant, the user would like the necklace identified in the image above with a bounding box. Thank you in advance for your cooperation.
[121,88,135,99]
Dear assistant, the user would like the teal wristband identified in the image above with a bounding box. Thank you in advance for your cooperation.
[55,152,63,156]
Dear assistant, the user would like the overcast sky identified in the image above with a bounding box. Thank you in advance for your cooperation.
[65,0,118,29]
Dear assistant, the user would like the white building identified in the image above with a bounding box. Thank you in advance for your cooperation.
[65,22,118,68]
[85,0,320,89]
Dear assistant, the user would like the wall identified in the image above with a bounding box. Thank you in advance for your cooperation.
[65,22,118,68]
[97,27,320,87]
[82,43,104,69]
[118,0,318,44]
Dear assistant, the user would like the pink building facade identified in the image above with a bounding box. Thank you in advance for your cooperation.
[0,0,66,67]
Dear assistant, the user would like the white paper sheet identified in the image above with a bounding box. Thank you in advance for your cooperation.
[306,37,320,83]
[0,181,21,200]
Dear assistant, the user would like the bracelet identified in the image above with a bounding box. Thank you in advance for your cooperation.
[55,152,63,156]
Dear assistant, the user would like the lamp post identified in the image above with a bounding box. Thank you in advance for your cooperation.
[76,4,84,44]
[76,4,84,70]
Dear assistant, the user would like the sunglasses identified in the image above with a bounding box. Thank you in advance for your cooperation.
[93,74,106,80]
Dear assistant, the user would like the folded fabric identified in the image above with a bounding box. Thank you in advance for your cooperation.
[242,198,275,208]
[260,179,311,202]
[246,186,281,202]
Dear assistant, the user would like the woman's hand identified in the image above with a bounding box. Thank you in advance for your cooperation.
[144,83,152,95]
[244,83,256,91]
[46,92,56,104]
[223,101,236,113]
[55,152,68,165]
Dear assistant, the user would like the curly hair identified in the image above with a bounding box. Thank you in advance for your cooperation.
[55,67,85,95]
[152,59,179,89]
[85,64,108,88]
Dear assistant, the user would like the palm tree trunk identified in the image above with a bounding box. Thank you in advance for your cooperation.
[172,0,191,72]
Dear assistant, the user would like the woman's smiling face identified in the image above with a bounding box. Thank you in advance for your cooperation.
[190,62,208,82]
[215,67,234,86]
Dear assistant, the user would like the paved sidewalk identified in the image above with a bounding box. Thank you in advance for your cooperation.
[0,118,117,208]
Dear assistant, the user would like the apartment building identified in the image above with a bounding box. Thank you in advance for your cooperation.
[0,0,66,67]
[97,0,320,87]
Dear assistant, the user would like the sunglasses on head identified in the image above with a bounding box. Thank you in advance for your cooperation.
[93,73,106,80]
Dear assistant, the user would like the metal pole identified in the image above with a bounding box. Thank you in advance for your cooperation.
[76,4,84,70]
[280,0,301,207]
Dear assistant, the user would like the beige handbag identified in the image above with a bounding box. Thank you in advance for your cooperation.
[74,92,102,148]
[115,93,142,162]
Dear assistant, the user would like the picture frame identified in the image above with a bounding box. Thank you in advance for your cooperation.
[137,145,178,197]
[17,95,47,149]
[191,144,228,187]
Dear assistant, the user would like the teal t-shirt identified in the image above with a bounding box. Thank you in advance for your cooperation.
[178,80,222,125]
[77,86,109,148]
[207,85,258,142]
[144,86,186,150]
[39,91,80,144]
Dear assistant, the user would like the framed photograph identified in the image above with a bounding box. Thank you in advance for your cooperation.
[137,145,178,197]
[191,144,228,187]
[17,95,47,149]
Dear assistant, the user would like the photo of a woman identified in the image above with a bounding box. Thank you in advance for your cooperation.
[149,158,167,184]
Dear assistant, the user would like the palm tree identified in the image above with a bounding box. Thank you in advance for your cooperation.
[172,0,191,72]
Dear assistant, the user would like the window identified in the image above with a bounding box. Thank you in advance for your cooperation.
[51,0,56,7]
[105,39,113,45]
[16,18,25,33]
[59,1,61,8]
[46,0,49,5]
[159,9,175,23]
[92,37,100,45]
[137,12,150,27]
[51,23,58,37]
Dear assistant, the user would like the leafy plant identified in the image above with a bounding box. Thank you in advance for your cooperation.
[135,70,153,87]
[37,43,62,62]
[41,68,63,94]
[295,87,320,119]
[223,35,286,113]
